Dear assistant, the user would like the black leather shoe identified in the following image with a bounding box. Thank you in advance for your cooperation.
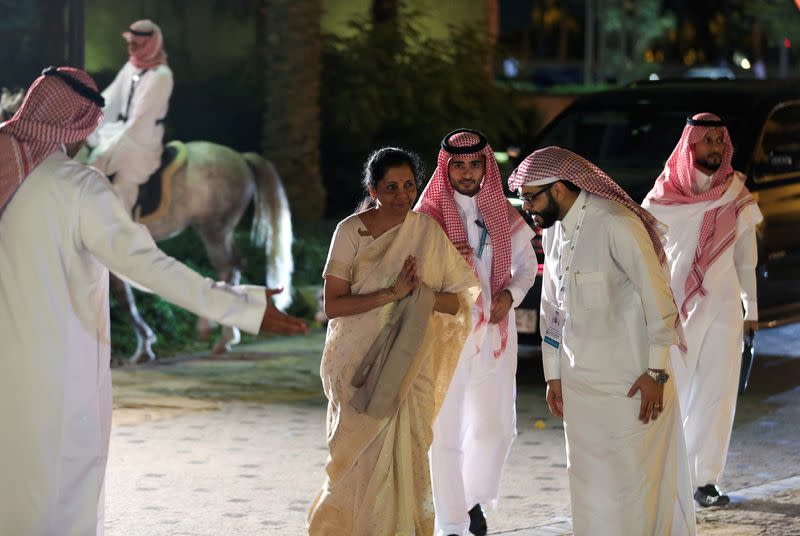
[694,484,731,507]
[468,503,488,536]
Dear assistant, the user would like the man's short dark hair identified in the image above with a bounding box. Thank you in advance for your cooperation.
[560,180,581,192]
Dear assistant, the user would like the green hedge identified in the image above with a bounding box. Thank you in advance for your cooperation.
[110,217,337,357]
[320,15,542,219]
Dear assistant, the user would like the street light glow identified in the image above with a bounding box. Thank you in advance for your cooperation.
[741,58,751,70]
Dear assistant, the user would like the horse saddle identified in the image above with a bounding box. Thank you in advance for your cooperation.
[132,140,187,223]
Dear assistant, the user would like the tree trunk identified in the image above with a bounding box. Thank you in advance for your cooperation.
[687,1,718,64]
[260,0,325,220]
[484,0,499,78]
[66,0,84,68]
[38,0,67,67]
[371,0,398,24]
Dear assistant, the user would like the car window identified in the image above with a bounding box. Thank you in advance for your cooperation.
[753,102,800,184]
[534,100,747,201]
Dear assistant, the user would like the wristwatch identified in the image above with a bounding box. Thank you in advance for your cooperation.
[646,368,670,384]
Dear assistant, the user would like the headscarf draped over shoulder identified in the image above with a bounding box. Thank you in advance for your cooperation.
[0,66,104,214]
[416,128,527,358]
[644,113,757,318]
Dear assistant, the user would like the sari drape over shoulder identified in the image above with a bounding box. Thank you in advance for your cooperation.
[308,211,478,536]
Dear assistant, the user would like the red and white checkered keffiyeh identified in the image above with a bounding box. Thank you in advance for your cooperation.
[0,67,104,216]
[416,129,527,358]
[509,146,668,265]
[124,20,168,69]
[644,113,757,318]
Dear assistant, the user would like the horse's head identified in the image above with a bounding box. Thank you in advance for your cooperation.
[0,88,24,122]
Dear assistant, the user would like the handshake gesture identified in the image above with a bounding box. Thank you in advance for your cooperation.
[259,288,308,335]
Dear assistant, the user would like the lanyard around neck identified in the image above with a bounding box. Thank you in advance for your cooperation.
[475,219,488,259]
[555,201,587,307]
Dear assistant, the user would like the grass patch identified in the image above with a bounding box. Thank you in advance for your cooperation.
[113,329,327,404]
[111,222,336,358]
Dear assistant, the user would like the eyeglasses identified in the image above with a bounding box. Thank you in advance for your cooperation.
[518,182,555,204]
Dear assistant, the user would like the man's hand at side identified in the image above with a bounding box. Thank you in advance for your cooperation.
[627,373,664,424]
[546,379,564,419]
[744,320,758,340]
[489,289,513,324]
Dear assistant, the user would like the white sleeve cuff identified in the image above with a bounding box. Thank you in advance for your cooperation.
[506,283,528,309]
[648,344,670,370]
[228,285,268,335]
[542,345,561,381]
[743,300,758,321]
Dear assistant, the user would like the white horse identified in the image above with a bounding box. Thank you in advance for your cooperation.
[1,88,294,363]
[112,140,294,363]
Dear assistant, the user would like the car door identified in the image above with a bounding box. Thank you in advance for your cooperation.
[749,101,800,320]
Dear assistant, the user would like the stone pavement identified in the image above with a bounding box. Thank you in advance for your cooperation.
[105,389,571,535]
[104,325,800,535]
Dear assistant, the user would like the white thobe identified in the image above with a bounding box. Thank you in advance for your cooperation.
[643,171,763,487]
[0,151,267,536]
[88,61,173,211]
[430,192,537,536]
[541,191,695,536]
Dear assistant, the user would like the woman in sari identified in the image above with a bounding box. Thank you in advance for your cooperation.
[308,148,478,536]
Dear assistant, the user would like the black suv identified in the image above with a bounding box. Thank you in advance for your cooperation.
[508,79,800,389]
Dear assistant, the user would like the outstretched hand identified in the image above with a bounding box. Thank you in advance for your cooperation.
[259,288,308,335]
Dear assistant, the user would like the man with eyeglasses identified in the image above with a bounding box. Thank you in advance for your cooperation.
[509,147,695,536]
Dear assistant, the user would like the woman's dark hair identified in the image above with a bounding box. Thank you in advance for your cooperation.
[355,147,424,213]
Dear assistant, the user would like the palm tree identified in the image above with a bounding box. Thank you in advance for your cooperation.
[484,0,499,77]
[372,0,398,24]
[260,0,325,220]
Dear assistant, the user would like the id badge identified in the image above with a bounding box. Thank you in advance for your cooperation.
[542,300,565,349]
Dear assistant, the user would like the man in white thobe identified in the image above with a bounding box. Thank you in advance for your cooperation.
[0,67,306,536]
[416,129,537,536]
[87,19,172,212]
[643,113,763,507]
[510,147,695,536]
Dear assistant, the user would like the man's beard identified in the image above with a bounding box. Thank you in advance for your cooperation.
[532,191,560,229]
[696,154,722,172]
[451,175,482,197]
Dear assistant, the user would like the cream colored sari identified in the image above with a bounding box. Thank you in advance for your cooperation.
[308,211,477,536]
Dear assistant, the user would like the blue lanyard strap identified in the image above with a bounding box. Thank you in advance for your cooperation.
[475,219,488,259]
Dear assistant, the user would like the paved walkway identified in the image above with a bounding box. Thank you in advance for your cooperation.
[104,325,800,535]
[106,389,570,535]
